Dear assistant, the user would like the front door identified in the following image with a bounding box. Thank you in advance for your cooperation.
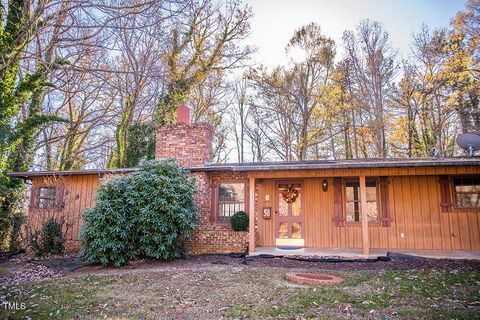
[275,181,305,247]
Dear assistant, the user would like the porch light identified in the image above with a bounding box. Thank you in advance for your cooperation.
[322,179,328,192]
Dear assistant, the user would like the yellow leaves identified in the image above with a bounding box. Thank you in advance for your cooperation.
[389,117,409,146]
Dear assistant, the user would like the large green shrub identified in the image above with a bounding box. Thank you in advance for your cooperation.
[80,159,198,266]
[230,211,249,231]
[30,218,65,256]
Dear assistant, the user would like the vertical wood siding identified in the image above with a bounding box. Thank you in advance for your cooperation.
[27,165,480,251]
[29,175,100,242]
[256,174,480,250]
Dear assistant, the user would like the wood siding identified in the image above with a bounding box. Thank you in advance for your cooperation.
[26,165,480,251]
[254,166,480,250]
[29,174,100,243]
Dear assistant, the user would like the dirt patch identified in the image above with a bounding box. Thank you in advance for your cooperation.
[2,252,480,285]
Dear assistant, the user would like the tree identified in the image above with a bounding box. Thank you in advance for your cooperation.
[0,0,67,248]
[188,70,231,163]
[0,0,157,249]
[155,0,253,125]
[445,0,480,134]
[393,23,474,157]
[320,61,356,159]
[107,1,169,168]
[343,20,397,158]
[230,77,250,162]
[248,23,336,160]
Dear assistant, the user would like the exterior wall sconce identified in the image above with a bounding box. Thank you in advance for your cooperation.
[322,179,328,192]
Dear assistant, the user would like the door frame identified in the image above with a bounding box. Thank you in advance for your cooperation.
[274,180,306,247]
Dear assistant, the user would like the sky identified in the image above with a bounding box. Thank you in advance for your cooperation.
[243,0,467,68]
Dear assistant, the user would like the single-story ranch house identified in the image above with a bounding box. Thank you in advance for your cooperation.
[9,107,480,255]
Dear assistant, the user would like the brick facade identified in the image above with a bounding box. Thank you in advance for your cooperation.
[157,121,250,255]
[156,123,214,168]
[186,169,250,254]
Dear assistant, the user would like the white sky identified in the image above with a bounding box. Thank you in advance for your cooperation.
[243,0,467,68]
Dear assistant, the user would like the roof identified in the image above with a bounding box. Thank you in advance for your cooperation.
[7,168,137,179]
[7,157,480,178]
[193,157,480,171]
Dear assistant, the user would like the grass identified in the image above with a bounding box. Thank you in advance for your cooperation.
[0,267,11,275]
[1,267,480,319]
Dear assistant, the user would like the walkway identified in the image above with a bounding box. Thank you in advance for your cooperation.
[251,247,480,260]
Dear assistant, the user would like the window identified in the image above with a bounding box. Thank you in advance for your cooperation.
[217,183,245,221]
[37,186,57,209]
[344,178,378,223]
[453,177,480,209]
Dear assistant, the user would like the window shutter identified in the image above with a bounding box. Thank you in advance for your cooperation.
[29,186,39,209]
[439,175,452,213]
[379,176,392,227]
[55,184,65,211]
[333,177,345,227]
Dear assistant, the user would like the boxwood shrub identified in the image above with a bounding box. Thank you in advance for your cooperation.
[230,211,249,231]
[80,159,198,266]
[30,218,65,256]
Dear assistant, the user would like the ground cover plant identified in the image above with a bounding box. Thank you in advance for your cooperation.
[80,160,198,266]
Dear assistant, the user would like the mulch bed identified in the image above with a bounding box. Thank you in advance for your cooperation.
[114,253,480,272]
[241,254,480,271]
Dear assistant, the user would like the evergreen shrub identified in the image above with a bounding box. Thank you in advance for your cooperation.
[80,159,198,266]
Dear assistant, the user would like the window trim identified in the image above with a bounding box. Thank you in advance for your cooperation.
[213,179,249,226]
[30,183,64,211]
[451,175,480,212]
[36,186,57,209]
[342,177,381,226]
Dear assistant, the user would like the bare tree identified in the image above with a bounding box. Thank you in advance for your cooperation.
[156,0,253,125]
[343,20,397,158]
[229,77,250,162]
[248,23,336,161]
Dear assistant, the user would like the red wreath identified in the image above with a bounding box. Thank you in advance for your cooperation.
[281,187,299,203]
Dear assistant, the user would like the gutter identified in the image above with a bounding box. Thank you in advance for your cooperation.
[7,158,480,178]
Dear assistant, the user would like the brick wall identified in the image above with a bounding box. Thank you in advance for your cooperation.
[156,123,214,168]
[155,121,250,255]
[186,171,250,255]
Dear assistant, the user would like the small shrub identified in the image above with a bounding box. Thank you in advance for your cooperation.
[231,211,249,231]
[9,212,26,251]
[80,159,198,267]
[30,218,65,256]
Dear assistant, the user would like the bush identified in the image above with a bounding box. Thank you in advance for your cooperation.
[80,159,198,267]
[9,212,26,251]
[30,218,65,256]
[230,211,249,231]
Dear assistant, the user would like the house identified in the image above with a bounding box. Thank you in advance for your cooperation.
[9,106,480,255]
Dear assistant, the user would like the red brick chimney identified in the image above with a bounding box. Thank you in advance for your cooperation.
[155,106,213,168]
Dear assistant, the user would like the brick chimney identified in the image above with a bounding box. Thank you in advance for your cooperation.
[155,105,214,168]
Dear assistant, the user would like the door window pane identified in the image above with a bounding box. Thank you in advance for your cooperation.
[291,222,302,239]
[278,193,288,216]
[278,223,288,239]
[292,193,301,216]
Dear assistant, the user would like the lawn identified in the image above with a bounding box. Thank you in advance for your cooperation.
[2,263,480,319]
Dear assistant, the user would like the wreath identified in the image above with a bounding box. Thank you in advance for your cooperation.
[281,187,299,203]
